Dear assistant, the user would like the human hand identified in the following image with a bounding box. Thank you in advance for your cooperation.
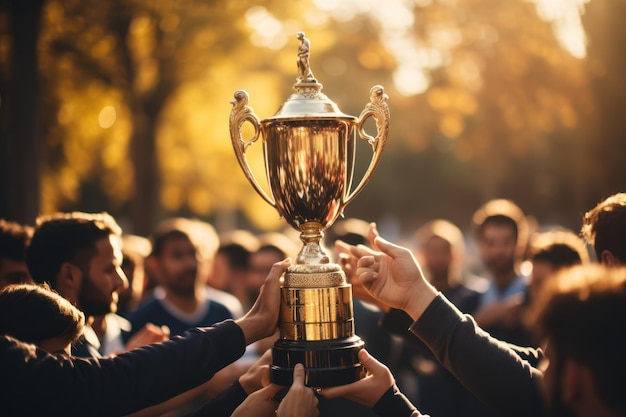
[318,349,393,408]
[276,364,319,417]
[125,323,170,351]
[230,382,283,417]
[474,294,524,329]
[239,349,272,395]
[339,223,437,320]
[336,241,389,311]
[237,258,290,345]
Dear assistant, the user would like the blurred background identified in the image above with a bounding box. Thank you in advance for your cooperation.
[1,0,624,239]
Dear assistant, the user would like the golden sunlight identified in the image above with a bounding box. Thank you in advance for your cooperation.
[98,105,117,129]
[531,0,589,58]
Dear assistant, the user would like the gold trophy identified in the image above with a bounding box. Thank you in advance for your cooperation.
[229,32,389,387]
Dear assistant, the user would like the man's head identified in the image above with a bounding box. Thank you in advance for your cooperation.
[211,230,259,291]
[149,218,217,298]
[472,199,528,277]
[581,192,626,266]
[247,232,296,298]
[0,283,84,354]
[26,212,127,317]
[414,219,465,287]
[528,230,589,301]
[530,265,626,417]
[0,219,34,288]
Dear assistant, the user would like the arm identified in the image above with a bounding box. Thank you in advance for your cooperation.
[190,349,273,417]
[2,258,289,417]
[320,349,421,417]
[338,224,543,417]
[2,322,245,417]
[409,295,544,417]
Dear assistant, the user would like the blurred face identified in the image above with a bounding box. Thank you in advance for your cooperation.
[78,235,128,317]
[247,249,283,293]
[478,224,518,276]
[209,252,230,290]
[156,237,198,297]
[422,236,453,284]
[0,258,33,289]
[530,260,556,302]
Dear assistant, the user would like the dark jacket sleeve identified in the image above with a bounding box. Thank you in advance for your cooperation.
[1,319,246,417]
[372,384,423,417]
[408,295,545,417]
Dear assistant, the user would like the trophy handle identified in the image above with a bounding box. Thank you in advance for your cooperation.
[229,90,277,208]
[343,85,390,208]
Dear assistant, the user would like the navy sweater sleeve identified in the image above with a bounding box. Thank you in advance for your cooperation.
[409,295,545,417]
[1,319,246,417]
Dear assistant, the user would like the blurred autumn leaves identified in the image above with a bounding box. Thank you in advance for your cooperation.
[1,0,624,234]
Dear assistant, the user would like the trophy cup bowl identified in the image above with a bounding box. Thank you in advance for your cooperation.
[229,33,389,387]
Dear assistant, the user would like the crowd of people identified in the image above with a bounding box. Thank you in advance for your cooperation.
[0,191,625,417]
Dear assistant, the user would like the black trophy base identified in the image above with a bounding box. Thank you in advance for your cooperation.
[270,336,365,387]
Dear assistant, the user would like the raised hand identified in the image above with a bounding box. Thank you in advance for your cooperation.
[318,349,394,408]
[276,364,319,417]
[237,258,291,345]
[239,349,272,395]
[230,383,283,417]
[338,223,438,321]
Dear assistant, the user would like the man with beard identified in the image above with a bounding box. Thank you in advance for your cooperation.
[26,212,166,357]
[126,218,233,338]
[471,199,533,346]
[123,219,238,416]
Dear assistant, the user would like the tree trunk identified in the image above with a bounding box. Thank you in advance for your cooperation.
[0,0,44,224]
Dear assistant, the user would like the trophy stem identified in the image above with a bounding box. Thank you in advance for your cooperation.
[295,222,329,266]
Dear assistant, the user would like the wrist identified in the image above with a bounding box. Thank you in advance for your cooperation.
[403,281,438,322]
[236,316,261,345]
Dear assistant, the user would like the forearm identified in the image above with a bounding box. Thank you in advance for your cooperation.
[4,320,246,417]
[188,379,248,417]
[409,295,544,417]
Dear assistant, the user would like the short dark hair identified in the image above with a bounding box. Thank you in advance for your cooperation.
[581,193,626,262]
[26,212,121,287]
[0,283,84,346]
[476,214,519,240]
[530,265,626,414]
[0,219,33,262]
[529,230,589,268]
[150,229,192,257]
[150,218,218,260]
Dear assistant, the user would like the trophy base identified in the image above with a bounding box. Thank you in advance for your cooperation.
[270,336,365,387]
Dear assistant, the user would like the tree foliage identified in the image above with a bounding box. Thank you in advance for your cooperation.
[1,0,622,235]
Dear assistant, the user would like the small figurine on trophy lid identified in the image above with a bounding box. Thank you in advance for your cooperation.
[229,32,389,387]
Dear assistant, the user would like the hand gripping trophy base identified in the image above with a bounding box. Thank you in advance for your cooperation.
[270,224,365,387]
[271,336,365,387]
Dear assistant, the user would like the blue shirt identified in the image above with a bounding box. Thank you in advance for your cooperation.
[126,288,233,339]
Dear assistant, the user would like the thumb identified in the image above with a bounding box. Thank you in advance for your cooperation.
[291,363,306,387]
[358,349,385,375]
[264,258,291,290]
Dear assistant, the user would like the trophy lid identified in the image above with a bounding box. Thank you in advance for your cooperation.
[265,32,357,122]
